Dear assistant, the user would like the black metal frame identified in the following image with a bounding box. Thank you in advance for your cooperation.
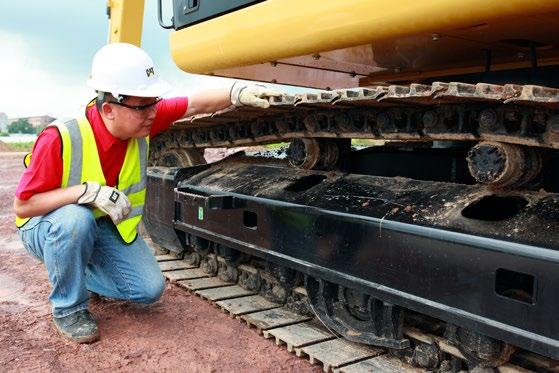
[144,161,559,359]
[170,0,264,30]
[169,166,559,360]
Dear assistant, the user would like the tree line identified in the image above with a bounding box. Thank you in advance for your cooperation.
[5,119,43,134]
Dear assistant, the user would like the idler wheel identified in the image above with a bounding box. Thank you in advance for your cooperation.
[152,148,205,167]
[466,141,541,189]
[446,325,515,368]
[287,138,339,170]
[305,277,409,349]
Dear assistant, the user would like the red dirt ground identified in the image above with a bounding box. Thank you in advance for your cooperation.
[0,141,12,152]
[0,152,320,372]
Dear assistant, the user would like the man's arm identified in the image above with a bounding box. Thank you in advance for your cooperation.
[15,182,131,225]
[13,126,131,224]
[183,88,230,118]
[182,83,283,118]
[13,128,83,219]
[14,185,86,219]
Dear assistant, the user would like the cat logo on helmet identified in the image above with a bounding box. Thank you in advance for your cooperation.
[146,67,155,77]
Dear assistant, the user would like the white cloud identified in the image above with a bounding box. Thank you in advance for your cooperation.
[0,31,93,118]
[0,26,295,120]
[0,30,235,118]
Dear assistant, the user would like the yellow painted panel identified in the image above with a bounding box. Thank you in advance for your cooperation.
[170,0,559,73]
[107,0,145,46]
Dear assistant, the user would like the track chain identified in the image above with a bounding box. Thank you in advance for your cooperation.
[152,82,559,161]
[155,254,556,373]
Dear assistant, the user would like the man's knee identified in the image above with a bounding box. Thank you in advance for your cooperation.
[135,275,165,304]
[49,204,96,240]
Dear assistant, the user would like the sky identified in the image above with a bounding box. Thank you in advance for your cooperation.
[0,1,235,119]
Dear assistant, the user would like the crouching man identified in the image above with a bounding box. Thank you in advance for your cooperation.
[13,43,281,343]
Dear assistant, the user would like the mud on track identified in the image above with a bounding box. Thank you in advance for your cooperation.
[0,152,319,372]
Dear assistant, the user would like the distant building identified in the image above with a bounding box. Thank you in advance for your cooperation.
[26,115,56,129]
[5,115,56,131]
[0,112,7,132]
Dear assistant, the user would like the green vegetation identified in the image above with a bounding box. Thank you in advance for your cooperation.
[351,139,384,147]
[7,142,34,152]
[263,142,289,150]
[8,118,35,134]
[262,140,383,148]
[0,132,9,137]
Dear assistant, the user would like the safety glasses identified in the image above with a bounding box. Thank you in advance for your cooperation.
[109,98,161,111]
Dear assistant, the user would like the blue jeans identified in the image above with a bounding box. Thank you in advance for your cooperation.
[18,204,165,318]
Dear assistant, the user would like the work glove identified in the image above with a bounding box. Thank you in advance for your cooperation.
[230,82,283,109]
[77,181,131,225]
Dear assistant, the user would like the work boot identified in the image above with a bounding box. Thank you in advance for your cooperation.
[53,310,100,343]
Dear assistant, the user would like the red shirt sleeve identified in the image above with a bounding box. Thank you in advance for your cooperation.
[15,127,63,200]
[150,97,189,138]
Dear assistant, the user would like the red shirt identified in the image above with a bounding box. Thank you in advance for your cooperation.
[15,97,188,200]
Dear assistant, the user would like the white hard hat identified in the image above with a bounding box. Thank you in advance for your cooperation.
[87,43,172,98]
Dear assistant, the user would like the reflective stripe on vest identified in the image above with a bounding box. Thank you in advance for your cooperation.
[15,117,149,243]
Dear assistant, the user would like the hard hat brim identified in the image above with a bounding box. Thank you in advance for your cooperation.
[87,78,173,98]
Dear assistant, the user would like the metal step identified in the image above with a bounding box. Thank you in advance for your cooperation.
[158,260,196,271]
[263,321,334,353]
[155,254,180,262]
[295,338,383,372]
[177,277,234,291]
[196,285,257,301]
[162,267,209,282]
[333,354,424,373]
[215,294,280,317]
[240,307,312,334]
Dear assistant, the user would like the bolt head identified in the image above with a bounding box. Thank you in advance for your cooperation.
[479,109,499,130]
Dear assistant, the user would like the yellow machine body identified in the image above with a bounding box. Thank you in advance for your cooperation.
[166,0,559,89]
[106,0,145,46]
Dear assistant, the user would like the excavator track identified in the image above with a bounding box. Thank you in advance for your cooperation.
[150,82,559,163]
[146,81,559,372]
[154,252,559,373]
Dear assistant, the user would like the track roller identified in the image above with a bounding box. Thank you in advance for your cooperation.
[287,138,344,170]
[466,141,542,189]
[149,147,205,167]
[446,325,515,369]
[305,277,410,349]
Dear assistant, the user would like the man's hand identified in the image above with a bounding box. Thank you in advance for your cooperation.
[230,82,283,109]
[77,181,131,225]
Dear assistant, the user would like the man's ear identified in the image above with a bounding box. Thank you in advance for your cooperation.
[101,102,115,120]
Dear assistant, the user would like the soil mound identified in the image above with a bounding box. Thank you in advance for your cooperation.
[0,140,12,151]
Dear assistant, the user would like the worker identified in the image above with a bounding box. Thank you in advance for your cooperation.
[12,43,281,343]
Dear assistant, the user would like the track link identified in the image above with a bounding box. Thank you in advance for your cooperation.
[151,82,559,165]
[155,254,556,373]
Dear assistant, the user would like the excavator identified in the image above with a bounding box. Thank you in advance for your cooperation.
[107,1,559,371]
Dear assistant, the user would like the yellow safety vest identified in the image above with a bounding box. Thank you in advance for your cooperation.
[16,117,149,244]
